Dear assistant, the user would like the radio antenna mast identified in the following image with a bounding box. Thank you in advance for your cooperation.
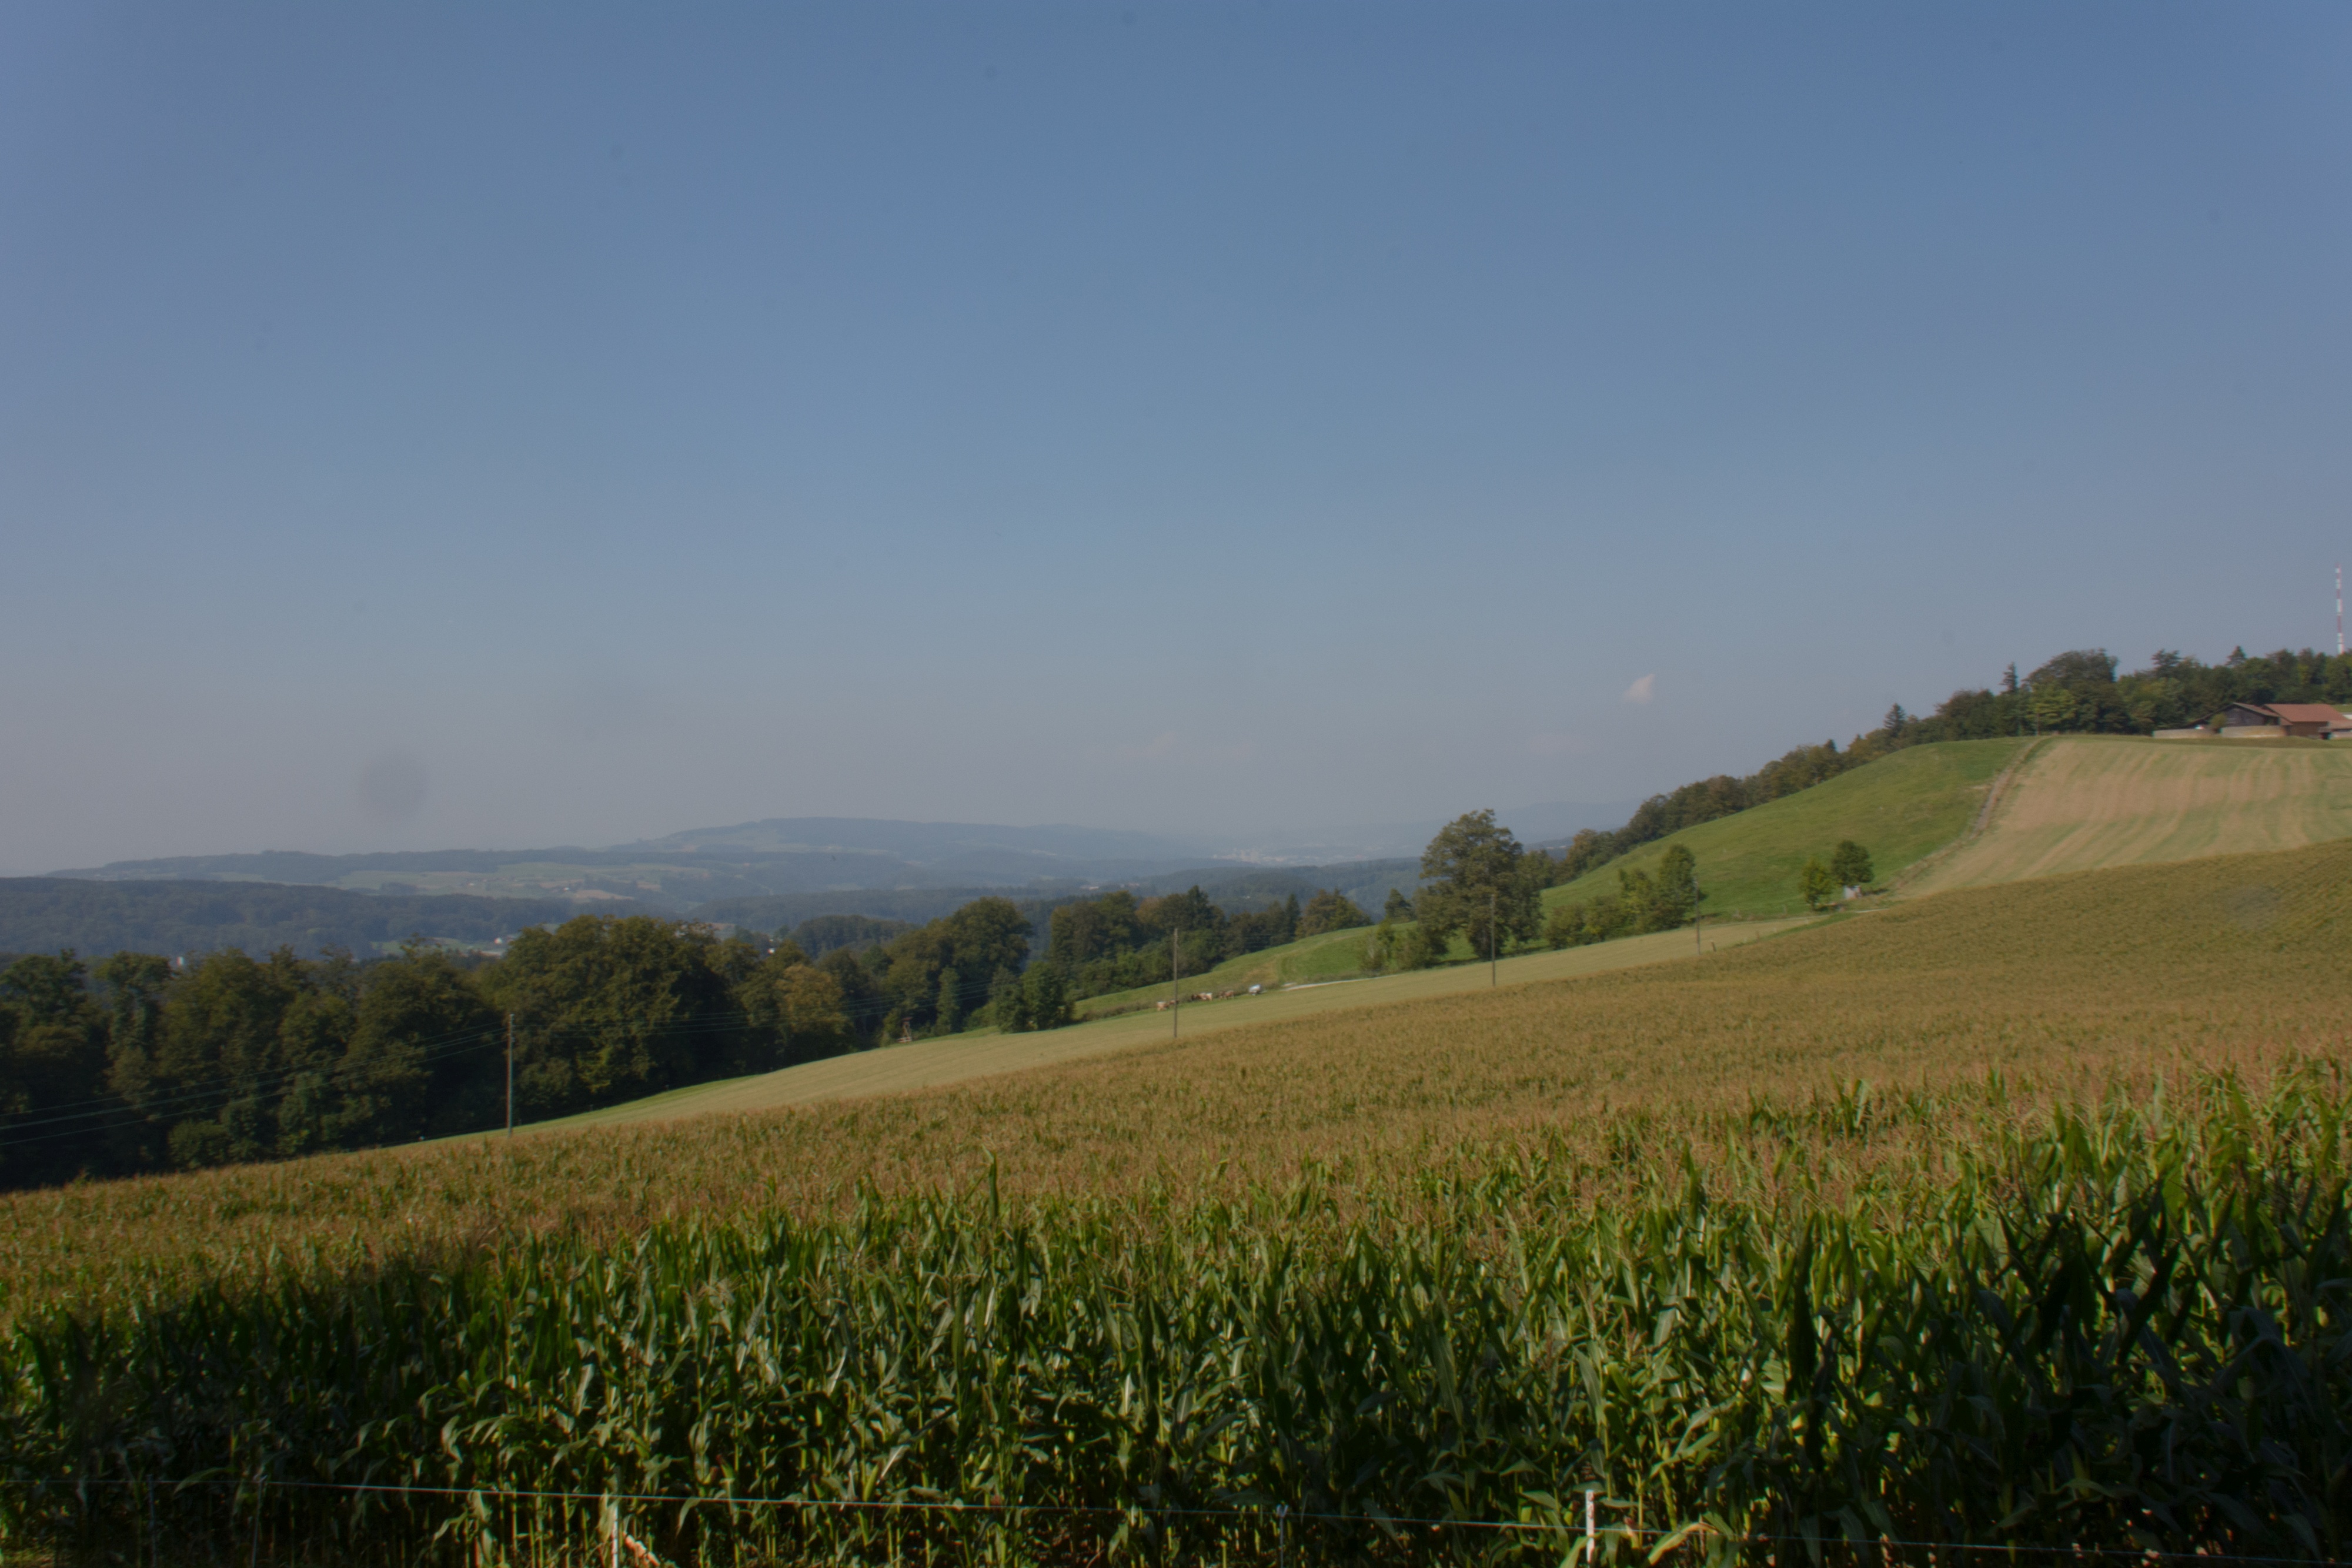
[2338,563,2344,656]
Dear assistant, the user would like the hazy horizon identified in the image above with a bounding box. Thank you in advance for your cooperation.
[37,797,1646,878]
[5,3,2347,874]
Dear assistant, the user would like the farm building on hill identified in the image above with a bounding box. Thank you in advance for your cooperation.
[2214,701,2350,738]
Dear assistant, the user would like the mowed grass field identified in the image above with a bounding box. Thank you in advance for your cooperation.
[6,838,2345,1322]
[547,917,1808,1128]
[1542,737,2029,917]
[1909,733,2352,893]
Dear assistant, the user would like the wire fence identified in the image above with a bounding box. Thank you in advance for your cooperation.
[0,1472,2323,1568]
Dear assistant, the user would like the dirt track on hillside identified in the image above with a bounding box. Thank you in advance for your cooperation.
[1909,737,2352,894]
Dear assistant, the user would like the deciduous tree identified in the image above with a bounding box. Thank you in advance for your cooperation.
[1298,889,1370,937]
[1417,811,1540,957]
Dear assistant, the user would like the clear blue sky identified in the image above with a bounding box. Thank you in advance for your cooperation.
[3,2,2347,871]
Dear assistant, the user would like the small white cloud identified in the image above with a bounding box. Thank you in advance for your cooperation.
[1622,674,1656,705]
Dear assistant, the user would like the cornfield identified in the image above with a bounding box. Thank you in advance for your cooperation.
[4,1062,2348,1565]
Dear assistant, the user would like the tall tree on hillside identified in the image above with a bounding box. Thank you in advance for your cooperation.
[1138,887,1225,977]
[1298,889,1371,937]
[1650,845,1706,928]
[1138,887,1221,942]
[940,898,1033,977]
[1048,891,1144,968]
[1829,841,1875,890]
[1417,811,1541,958]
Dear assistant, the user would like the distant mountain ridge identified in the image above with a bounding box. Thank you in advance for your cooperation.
[23,805,1615,958]
[0,879,624,962]
[620,816,1218,864]
[42,821,1221,912]
[47,804,1619,906]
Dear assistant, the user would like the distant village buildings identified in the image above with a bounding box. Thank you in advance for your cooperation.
[2152,701,2352,740]
[2214,701,2351,738]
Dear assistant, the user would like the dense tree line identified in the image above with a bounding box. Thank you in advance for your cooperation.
[782,914,914,959]
[1,894,1079,1188]
[1297,888,1373,937]
[1041,887,1307,1000]
[1899,644,2351,740]
[1544,643,2352,890]
[0,918,863,1188]
[861,895,1044,1038]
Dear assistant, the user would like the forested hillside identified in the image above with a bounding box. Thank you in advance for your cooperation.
[0,916,853,1188]
[696,857,1418,939]
[0,869,1406,1188]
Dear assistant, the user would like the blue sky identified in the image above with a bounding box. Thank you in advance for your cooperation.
[2,2,2347,871]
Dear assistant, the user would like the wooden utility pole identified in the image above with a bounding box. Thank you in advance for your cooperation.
[1489,887,1497,987]
[1694,870,1703,957]
[1171,928,1181,1039]
[505,1013,515,1139]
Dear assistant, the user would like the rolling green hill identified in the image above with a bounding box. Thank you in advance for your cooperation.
[1544,737,2031,917]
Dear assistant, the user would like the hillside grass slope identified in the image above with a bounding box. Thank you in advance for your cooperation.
[1542,737,2029,916]
[533,916,1809,1129]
